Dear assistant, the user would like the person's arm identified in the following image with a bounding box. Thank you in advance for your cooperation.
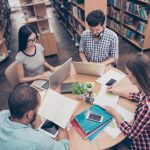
[107,87,131,99]
[44,61,55,72]
[102,57,117,66]
[16,64,49,83]
[79,52,88,62]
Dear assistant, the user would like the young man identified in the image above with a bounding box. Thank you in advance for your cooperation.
[0,84,69,150]
[79,10,119,66]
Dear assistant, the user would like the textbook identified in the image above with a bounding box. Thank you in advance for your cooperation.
[74,105,112,135]
[38,89,79,128]
[72,118,111,141]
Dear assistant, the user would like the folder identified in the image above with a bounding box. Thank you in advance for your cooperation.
[74,105,112,135]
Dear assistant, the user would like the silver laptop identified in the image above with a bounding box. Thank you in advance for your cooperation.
[31,58,72,90]
[73,61,104,76]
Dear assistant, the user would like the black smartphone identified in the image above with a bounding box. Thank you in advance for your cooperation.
[105,79,117,86]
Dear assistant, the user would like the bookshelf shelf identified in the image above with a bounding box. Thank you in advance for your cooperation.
[20,0,57,56]
[72,1,85,11]
[122,23,145,36]
[0,0,11,63]
[51,0,107,46]
[107,0,150,50]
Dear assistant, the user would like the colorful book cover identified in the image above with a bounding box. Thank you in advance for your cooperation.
[74,105,112,135]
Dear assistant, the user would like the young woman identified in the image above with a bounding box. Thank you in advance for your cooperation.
[15,25,55,83]
[105,53,150,150]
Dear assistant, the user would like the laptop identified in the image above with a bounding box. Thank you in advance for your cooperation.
[60,82,78,94]
[31,58,72,90]
[73,61,104,76]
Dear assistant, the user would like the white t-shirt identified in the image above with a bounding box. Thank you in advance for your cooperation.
[15,43,45,77]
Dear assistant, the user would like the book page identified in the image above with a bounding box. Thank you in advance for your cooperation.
[38,89,79,128]
[94,85,119,108]
[104,105,134,138]
[96,70,126,85]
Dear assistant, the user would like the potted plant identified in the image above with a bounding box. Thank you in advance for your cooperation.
[72,83,86,99]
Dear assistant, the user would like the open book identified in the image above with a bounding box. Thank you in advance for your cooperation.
[38,89,79,128]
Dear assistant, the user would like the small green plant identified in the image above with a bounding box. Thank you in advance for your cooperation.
[72,83,86,95]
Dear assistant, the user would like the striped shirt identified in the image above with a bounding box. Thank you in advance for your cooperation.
[79,28,119,62]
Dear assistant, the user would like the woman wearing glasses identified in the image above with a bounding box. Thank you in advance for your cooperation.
[15,25,54,83]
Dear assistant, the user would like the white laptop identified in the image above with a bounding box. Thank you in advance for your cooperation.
[31,58,72,90]
[73,61,104,76]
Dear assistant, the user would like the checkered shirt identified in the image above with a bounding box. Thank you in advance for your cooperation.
[79,28,119,62]
[119,92,150,150]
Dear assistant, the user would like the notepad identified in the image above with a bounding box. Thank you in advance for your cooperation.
[38,89,79,128]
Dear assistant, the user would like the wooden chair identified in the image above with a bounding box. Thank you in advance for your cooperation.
[5,62,19,88]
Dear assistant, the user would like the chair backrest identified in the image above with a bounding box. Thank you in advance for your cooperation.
[5,62,19,88]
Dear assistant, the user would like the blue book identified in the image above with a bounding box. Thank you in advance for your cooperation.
[75,105,112,135]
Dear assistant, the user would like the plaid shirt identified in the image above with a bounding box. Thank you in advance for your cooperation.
[79,28,119,62]
[119,92,150,150]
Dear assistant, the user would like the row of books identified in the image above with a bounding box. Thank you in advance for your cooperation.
[123,1,149,20]
[107,0,122,8]
[107,18,121,34]
[107,6,121,21]
[71,105,112,141]
[123,14,147,34]
[123,27,144,47]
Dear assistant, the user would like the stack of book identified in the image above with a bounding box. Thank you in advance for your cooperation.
[71,105,112,141]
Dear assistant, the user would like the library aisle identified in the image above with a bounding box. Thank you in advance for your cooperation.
[0,4,150,111]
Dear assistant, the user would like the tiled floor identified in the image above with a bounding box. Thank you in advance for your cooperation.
[0,7,150,112]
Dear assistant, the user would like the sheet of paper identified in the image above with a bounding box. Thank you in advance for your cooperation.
[93,85,119,108]
[38,89,79,128]
[96,70,126,85]
[104,105,134,138]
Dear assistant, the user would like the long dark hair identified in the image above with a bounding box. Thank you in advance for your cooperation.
[126,53,150,95]
[18,25,38,51]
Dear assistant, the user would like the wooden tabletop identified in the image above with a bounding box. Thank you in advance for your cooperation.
[55,65,137,150]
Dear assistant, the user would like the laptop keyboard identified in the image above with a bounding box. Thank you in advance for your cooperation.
[41,81,49,89]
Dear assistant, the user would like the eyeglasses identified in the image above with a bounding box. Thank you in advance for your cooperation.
[27,38,36,43]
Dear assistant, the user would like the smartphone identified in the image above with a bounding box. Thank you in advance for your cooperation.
[38,120,59,138]
[86,112,103,122]
[105,79,117,86]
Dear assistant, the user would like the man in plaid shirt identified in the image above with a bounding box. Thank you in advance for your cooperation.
[105,53,150,150]
[79,10,119,66]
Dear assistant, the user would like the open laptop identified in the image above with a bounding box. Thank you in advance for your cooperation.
[31,58,72,90]
[73,61,104,76]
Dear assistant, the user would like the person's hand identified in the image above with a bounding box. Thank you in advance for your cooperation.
[57,128,69,140]
[104,106,123,125]
[107,86,121,95]
[50,66,55,72]
[37,71,51,80]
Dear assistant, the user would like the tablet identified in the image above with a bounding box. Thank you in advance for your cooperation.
[38,120,59,138]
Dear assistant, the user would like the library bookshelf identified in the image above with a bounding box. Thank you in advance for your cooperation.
[0,0,11,62]
[50,0,107,46]
[107,0,150,51]
[20,0,57,56]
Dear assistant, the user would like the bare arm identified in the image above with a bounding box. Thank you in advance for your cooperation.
[102,57,117,66]
[16,64,48,83]
[44,61,55,72]
[79,52,88,62]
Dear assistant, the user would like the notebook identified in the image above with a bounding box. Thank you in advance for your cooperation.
[60,82,78,94]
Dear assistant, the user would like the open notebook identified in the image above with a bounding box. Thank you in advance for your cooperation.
[38,89,79,128]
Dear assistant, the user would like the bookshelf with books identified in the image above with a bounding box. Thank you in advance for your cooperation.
[0,0,11,62]
[50,0,107,46]
[107,0,150,50]
[20,0,57,56]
